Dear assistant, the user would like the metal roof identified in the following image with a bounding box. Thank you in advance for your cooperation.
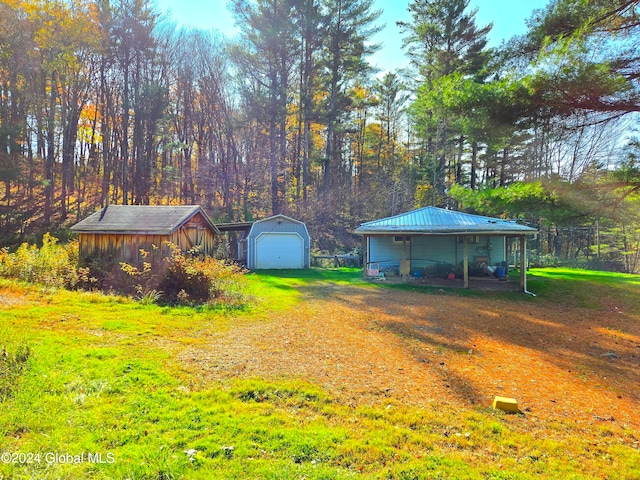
[215,222,254,233]
[252,214,307,226]
[355,206,537,235]
[70,205,220,235]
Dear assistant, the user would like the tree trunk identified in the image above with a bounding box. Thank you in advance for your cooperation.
[44,70,57,226]
[437,118,448,201]
[470,141,478,189]
[499,148,508,187]
[270,70,280,215]
[122,57,130,205]
[324,45,340,195]
[456,135,464,185]
[100,60,112,206]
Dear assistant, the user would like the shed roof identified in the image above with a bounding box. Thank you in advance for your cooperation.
[215,222,254,233]
[247,214,310,240]
[355,206,537,235]
[253,214,306,226]
[70,205,220,235]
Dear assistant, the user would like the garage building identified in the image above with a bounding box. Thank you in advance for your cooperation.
[244,215,311,269]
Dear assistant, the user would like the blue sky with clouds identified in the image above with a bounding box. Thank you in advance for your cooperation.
[155,0,550,73]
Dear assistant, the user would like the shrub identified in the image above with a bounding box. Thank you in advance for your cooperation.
[158,247,211,304]
[114,243,248,306]
[119,258,159,297]
[0,233,78,288]
[158,244,248,306]
[0,235,249,307]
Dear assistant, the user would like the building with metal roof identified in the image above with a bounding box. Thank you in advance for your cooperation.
[354,207,538,291]
[356,206,538,235]
[242,214,311,269]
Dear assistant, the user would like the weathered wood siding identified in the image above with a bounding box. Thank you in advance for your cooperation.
[78,212,217,265]
[176,213,218,255]
[78,233,169,264]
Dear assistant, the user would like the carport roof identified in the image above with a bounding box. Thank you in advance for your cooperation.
[355,206,537,235]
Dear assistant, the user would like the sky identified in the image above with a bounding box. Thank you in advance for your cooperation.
[154,0,550,73]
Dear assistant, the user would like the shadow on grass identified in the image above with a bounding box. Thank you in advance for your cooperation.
[254,267,530,301]
[254,266,640,311]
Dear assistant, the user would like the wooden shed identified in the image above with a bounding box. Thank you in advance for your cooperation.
[71,205,220,264]
[243,214,311,269]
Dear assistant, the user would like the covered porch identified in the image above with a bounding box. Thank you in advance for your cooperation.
[355,207,538,292]
[368,269,525,291]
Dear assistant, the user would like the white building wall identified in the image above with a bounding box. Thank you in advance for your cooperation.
[246,215,311,269]
[368,235,507,272]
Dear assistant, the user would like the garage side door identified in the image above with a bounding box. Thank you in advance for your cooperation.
[255,233,304,269]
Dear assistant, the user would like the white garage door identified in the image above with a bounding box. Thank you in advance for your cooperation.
[255,233,304,269]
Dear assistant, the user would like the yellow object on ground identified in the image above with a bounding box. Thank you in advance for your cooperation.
[492,396,520,413]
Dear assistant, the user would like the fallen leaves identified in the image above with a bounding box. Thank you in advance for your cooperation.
[174,284,639,428]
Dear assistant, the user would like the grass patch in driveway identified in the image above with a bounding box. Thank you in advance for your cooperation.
[254,267,364,287]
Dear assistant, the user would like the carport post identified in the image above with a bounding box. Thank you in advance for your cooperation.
[519,235,526,291]
[362,235,369,279]
[463,235,469,288]
[402,236,407,282]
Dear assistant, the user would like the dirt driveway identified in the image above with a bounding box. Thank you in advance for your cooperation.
[181,283,640,428]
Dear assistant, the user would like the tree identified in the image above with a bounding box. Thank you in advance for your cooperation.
[189,30,242,216]
[320,0,382,193]
[109,0,159,205]
[399,0,491,82]
[55,1,102,219]
[292,0,323,208]
[512,0,640,118]
[373,72,408,165]
[400,0,491,201]
[0,0,36,205]
[231,0,301,215]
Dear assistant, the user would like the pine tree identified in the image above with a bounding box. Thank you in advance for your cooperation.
[400,0,491,201]
[320,0,382,193]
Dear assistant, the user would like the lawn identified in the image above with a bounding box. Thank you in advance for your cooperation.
[0,268,638,479]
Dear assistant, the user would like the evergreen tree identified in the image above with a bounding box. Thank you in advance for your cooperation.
[320,0,382,193]
[512,0,640,118]
[231,0,300,215]
[400,0,491,202]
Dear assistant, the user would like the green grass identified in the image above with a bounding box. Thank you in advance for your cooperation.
[526,267,640,310]
[245,267,367,312]
[256,267,364,283]
[1,269,639,479]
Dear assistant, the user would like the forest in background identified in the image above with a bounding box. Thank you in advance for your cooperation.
[0,0,639,272]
